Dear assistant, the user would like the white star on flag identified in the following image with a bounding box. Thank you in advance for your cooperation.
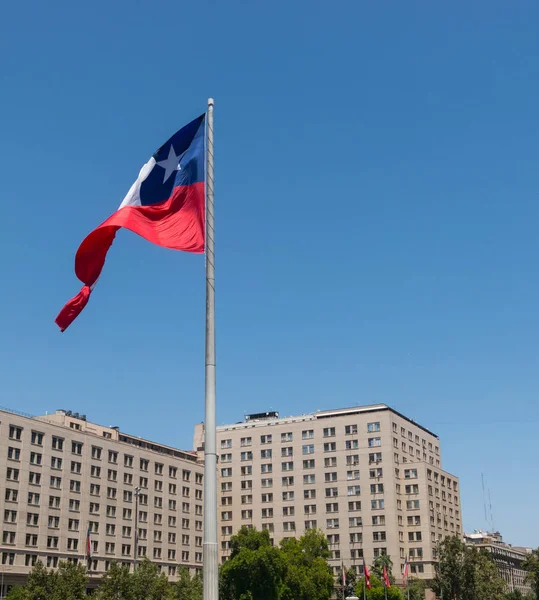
[156,145,182,183]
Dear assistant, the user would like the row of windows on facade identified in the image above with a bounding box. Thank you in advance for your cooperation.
[5,467,201,502]
[219,455,375,477]
[2,530,203,554]
[219,498,423,522]
[221,422,439,453]
[392,438,444,464]
[223,438,383,462]
[221,423,383,449]
[3,490,202,518]
[3,509,202,532]
[1,552,202,570]
[218,470,422,493]
[6,431,201,483]
[225,443,444,471]
[220,483,384,503]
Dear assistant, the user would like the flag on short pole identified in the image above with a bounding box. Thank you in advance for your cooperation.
[86,526,92,564]
[403,556,409,583]
[383,565,391,588]
[55,114,206,331]
[342,561,346,587]
[363,558,371,589]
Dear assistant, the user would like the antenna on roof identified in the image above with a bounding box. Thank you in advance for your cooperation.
[488,488,495,532]
[481,473,488,528]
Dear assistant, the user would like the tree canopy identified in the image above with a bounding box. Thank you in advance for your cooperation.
[432,536,506,600]
[522,548,539,600]
[220,526,333,600]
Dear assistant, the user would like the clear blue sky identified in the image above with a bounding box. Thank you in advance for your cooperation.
[1,1,538,546]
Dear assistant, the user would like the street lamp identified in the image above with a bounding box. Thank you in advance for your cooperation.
[134,487,141,571]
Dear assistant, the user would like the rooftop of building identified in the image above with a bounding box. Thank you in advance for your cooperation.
[216,403,439,438]
[464,530,533,554]
[0,405,198,463]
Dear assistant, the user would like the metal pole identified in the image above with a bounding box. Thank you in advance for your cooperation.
[134,487,140,570]
[203,97,218,600]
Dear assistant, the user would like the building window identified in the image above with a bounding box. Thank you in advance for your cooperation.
[302,430,314,440]
[345,425,358,435]
[347,485,361,496]
[71,442,83,455]
[324,442,337,452]
[28,492,40,506]
[6,468,19,482]
[9,426,23,441]
[29,472,41,485]
[261,434,272,445]
[281,432,293,442]
[92,446,102,460]
[31,431,44,446]
[368,437,382,448]
[240,437,252,447]
[8,447,21,461]
[326,518,339,529]
[5,489,19,502]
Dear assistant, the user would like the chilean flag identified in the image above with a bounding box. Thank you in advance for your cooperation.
[403,556,409,579]
[383,565,391,588]
[55,114,205,331]
[363,558,371,590]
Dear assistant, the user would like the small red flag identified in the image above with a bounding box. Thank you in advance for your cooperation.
[383,565,391,588]
[363,558,371,589]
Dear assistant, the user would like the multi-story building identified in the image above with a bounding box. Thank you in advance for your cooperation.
[194,404,462,584]
[0,407,204,594]
[464,531,532,595]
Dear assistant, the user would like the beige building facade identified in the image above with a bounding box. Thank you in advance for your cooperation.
[194,404,462,583]
[0,407,204,593]
[464,531,532,595]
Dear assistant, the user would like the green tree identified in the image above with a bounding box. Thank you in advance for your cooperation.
[132,559,171,600]
[25,560,57,600]
[371,555,395,586]
[5,586,27,600]
[505,590,524,600]
[220,527,286,600]
[173,566,202,600]
[53,561,88,600]
[523,548,539,600]
[230,527,272,556]
[405,577,426,600]
[432,536,506,600]
[280,529,333,600]
[95,561,133,600]
[355,574,405,600]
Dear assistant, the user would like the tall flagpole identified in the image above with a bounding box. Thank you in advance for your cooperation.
[203,98,218,600]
